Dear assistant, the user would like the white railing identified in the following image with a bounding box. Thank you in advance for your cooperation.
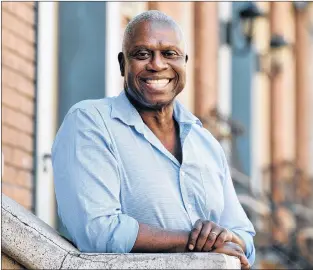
[1,194,240,269]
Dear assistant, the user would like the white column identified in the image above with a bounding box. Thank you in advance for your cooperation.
[218,2,232,160]
[105,2,123,97]
[251,67,269,195]
[35,2,58,228]
[250,2,271,195]
[0,6,1,175]
[309,21,313,177]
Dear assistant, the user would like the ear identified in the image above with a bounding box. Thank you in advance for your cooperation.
[185,54,188,63]
[118,52,125,77]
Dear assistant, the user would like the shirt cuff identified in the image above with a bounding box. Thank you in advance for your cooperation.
[106,214,140,253]
[231,229,256,266]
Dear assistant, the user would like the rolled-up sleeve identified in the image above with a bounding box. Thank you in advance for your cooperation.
[218,146,256,266]
[52,105,139,253]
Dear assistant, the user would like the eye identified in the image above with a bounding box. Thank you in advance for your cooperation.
[134,50,151,60]
[162,50,178,58]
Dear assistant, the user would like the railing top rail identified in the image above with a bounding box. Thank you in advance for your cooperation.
[1,194,240,269]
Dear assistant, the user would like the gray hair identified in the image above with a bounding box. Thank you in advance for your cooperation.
[122,10,187,53]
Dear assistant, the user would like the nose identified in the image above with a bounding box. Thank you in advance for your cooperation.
[146,52,168,72]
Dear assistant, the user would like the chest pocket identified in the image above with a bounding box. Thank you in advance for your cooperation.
[182,160,224,222]
[200,166,224,223]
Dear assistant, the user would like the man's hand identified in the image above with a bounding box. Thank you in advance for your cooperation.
[187,219,233,252]
[213,242,250,269]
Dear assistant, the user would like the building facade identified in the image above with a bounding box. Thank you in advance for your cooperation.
[1,1,313,268]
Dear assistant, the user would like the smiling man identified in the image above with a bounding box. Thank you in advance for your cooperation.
[52,10,255,269]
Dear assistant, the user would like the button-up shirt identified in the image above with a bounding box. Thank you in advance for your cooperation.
[52,91,256,265]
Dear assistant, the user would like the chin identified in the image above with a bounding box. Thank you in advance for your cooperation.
[126,85,180,110]
[143,97,176,110]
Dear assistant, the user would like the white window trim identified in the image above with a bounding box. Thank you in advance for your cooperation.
[35,2,59,228]
[105,2,122,97]
[218,2,232,160]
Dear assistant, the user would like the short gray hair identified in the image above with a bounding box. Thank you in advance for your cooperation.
[122,10,186,53]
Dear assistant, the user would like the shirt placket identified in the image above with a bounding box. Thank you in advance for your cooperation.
[178,123,198,226]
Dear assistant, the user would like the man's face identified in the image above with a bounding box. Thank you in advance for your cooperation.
[119,21,188,109]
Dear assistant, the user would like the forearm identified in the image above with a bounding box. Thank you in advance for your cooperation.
[131,223,190,253]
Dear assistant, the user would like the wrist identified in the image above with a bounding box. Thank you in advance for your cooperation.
[173,230,190,252]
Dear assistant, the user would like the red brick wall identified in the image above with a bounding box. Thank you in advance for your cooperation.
[1,2,36,210]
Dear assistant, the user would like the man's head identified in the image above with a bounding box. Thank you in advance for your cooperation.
[118,10,188,110]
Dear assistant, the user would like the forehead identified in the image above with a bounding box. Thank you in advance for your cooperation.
[126,21,185,52]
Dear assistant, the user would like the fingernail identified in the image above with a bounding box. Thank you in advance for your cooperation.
[189,244,194,250]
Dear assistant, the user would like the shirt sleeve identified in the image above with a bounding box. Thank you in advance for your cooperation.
[218,146,256,266]
[51,106,139,253]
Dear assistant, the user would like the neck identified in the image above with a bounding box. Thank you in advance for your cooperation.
[125,90,182,163]
[125,90,176,132]
[140,106,175,132]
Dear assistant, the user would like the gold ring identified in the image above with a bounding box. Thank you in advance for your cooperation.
[210,231,218,237]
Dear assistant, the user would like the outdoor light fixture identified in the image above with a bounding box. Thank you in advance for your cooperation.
[293,1,310,11]
[256,34,290,77]
[221,2,266,54]
[293,1,313,38]
[269,34,289,49]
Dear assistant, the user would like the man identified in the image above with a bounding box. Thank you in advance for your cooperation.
[52,10,255,269]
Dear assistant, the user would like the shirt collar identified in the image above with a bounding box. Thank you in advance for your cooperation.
[111,91,203,129]
[111,91,145,133]
[173,99,203,127]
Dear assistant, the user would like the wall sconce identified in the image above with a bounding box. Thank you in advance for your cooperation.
[220,3,266,54]
[293,1,313,38]
[256,34,290,77]
[293,1,310,11]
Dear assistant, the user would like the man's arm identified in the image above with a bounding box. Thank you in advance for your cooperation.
[131,224,189,252]
[52,105,191,253]
[52,106,138,253]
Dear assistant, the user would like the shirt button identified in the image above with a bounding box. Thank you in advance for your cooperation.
[188,204,192,209]
[180,171,186,177]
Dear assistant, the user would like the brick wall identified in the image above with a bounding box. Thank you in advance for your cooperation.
[1,2,36,210]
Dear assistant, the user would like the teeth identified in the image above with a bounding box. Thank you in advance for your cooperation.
[145,79,170,85]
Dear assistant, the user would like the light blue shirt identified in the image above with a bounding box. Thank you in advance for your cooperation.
[52,91,256,265]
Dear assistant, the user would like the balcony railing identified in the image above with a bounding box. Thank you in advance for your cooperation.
[1,194,240,269]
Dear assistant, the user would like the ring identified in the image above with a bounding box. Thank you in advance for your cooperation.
[210,231,218,237]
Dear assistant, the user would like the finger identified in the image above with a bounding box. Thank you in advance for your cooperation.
[202,227,222,251]
[241,261,250,270]
[188,219,203,251]
[238,254,249,268]
[232,245,249,267]
[214,229,231,248]
[195,222,213,251]
[213,243,249,267]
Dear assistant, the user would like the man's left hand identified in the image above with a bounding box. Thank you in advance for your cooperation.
[187,219,233,252]
[213,242,250,269]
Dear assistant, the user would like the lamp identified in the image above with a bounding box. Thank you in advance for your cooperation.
[270,34,289,49]
[256,34,290,77]
[221,3,266,54]
[293,1,310,11]
[293,1,313,38]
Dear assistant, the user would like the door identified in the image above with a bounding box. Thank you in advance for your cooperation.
[35,2,107,230]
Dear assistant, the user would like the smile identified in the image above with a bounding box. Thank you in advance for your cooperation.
[140,78,172,90]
